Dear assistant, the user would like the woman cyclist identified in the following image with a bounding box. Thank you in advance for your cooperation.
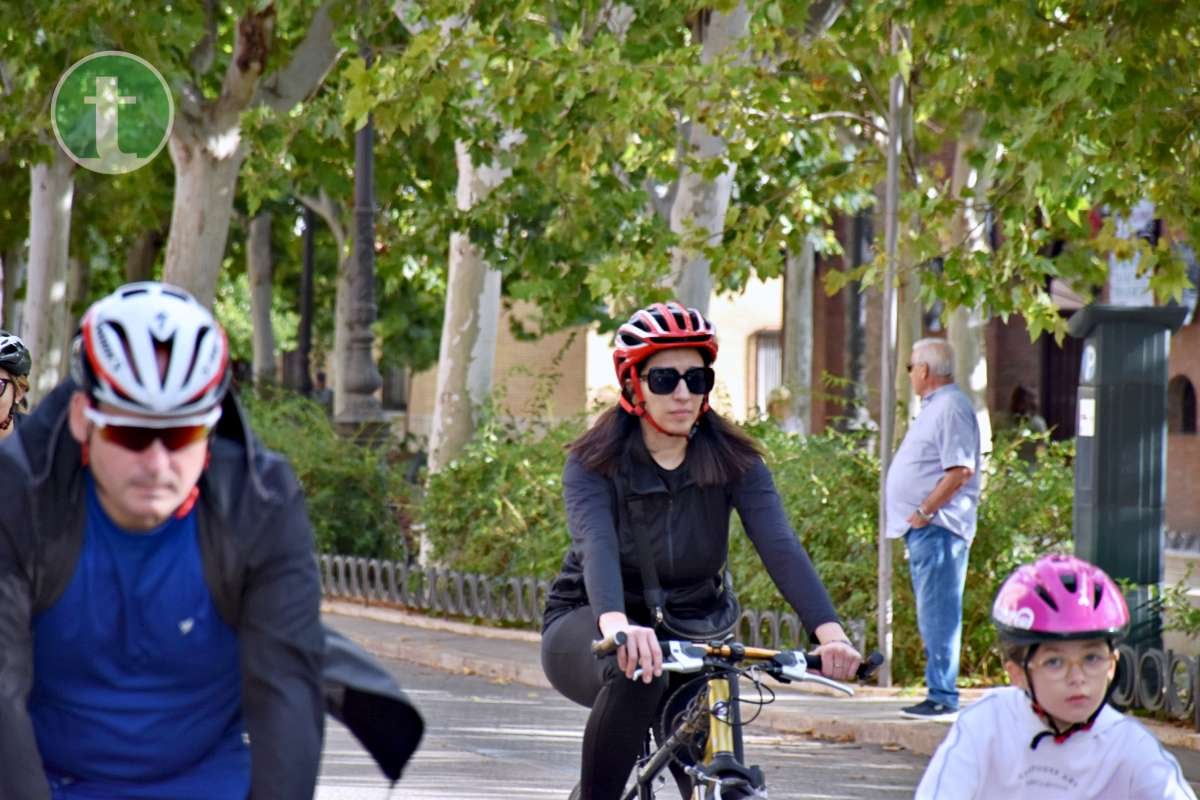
[917,554,1195,799]
[0,330,31,438]
[541,301,862,800]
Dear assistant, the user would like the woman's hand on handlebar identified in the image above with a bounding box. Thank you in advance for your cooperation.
[812,622,863,681]
[598,612,662,683]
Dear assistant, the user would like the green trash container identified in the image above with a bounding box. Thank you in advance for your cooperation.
[1068,305,1187,647]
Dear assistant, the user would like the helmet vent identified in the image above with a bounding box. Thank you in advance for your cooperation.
[104,322,144,388]
[1094,582,1106,608]
[180,328,206,386]
[1034,584,1059,611]
[1060,572,1077,593]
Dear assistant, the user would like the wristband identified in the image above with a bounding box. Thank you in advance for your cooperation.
[915,506,933,522]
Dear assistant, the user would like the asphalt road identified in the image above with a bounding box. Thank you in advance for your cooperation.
[315,657,928,799]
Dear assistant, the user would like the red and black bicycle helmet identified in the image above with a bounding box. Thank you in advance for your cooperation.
[613,301,718,435]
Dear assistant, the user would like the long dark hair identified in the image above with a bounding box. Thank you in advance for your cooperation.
[568,404,763,486]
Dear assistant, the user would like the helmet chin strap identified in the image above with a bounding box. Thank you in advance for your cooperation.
[619,365,705,439]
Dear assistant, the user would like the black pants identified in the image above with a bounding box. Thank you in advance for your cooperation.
[542,605,700,800]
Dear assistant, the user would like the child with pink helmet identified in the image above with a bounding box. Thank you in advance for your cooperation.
[916,554,1196,799]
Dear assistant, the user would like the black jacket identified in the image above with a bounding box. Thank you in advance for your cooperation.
[544,442,839,636]
[0,381,422,799]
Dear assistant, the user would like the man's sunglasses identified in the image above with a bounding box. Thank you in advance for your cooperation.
[642,366,715,396]
[83,406,222,453]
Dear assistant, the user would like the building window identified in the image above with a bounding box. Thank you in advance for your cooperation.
[1168,375,1197,434]
[752,330,782,416]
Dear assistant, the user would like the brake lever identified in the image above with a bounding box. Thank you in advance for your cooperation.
[631,640,705,681]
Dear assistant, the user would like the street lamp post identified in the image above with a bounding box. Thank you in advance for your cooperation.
[336,31,383,432]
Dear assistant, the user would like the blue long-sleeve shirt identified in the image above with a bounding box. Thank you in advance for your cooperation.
[28,476,249,799]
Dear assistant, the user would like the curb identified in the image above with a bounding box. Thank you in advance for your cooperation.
[322,604,1200,757]
[323,600,541,643]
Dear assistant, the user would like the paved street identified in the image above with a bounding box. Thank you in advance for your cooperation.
[316,657,927,799]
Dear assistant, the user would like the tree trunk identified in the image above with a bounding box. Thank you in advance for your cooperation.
[842,212,873,432]
[894,264,922,433]
[668,4,751,313]
[1,245,25,330]
[425,135,508,467]
[162,3,336,308]
[780,240,814,435]
[945,114,994,454]
[299,190,351,416]
[427,139,503,474]
[58,256,89,380]
[125,228,163,282]
[24,149,75,403]
[668,2,847,313]
[162,128,246,306]
[248,211,277,385]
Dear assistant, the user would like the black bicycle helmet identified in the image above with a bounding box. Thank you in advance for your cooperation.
[0,330,31,377]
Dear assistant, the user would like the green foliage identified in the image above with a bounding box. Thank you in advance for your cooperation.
[1160,564,1200,643]
[420,408,584,577]
[727,421,879,645]
[213,269,301,364]
[240,388,410,560]
[420,408,1075,684]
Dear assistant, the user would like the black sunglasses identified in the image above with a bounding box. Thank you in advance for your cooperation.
[643,366,715,396]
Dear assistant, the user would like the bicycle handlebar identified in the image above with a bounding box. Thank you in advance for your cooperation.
[590,632,885,687]
[591,630,627,656]
[803,650,885,682]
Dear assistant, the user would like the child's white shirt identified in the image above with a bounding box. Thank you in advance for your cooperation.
[915,686,1196,799]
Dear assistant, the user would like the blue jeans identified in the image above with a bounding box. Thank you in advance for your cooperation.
[905,524,970,709]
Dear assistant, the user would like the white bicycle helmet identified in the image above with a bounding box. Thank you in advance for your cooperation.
[77,282,230,417]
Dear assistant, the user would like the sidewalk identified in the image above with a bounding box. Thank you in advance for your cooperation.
[323,599,1200,760]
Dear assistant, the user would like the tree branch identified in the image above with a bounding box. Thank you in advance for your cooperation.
[299,189,348,257]
[804,0,846,39]
[255,1,342,114]
[215,4,276,124]
[188,0,218,78]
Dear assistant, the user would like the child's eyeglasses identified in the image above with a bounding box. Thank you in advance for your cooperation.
[642,367,715,396]
[83,406,221,453]
[1028,651,1114,680]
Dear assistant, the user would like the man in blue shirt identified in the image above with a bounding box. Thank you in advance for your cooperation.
[0,283,328,799]
[885,337,982,720]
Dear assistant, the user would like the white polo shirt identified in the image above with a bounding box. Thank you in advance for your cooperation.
[916,686,1196,799]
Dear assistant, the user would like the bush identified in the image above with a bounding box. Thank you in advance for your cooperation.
[421,410,583,576]
[239,388,410,560]
[420,408,1076,684]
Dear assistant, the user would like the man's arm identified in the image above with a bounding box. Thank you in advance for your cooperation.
[0,525,51,800]
[238,462,325,800]
[906,466,973,528]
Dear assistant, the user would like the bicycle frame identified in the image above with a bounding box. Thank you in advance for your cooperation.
[619,641,851,800]
[584,635,878,800]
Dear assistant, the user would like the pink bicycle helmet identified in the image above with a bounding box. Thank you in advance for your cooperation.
[992,554,1129,645]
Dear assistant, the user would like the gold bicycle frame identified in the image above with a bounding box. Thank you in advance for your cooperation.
[702,672,736,760]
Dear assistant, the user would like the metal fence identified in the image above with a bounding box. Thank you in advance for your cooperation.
[320,553,1200,731]
[318,553,811,650]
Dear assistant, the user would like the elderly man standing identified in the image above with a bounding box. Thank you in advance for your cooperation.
[887,337,981,720]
